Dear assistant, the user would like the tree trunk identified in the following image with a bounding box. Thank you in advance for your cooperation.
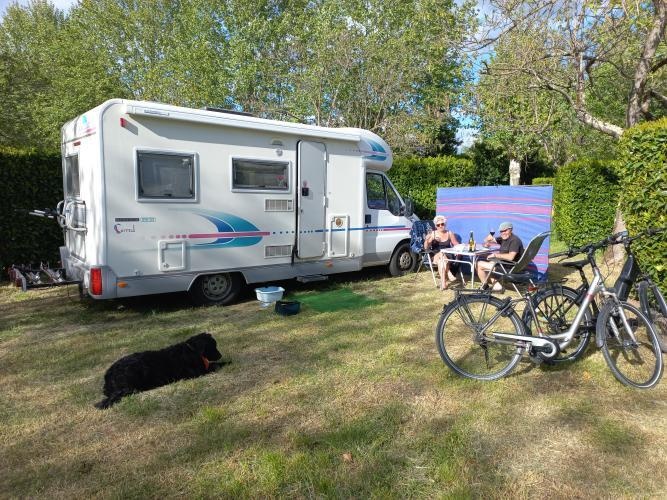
[509,158,521,185]
[626,0,667,127]
[605,208,627,263]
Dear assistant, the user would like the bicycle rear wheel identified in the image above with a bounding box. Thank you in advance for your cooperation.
[435,294,525,381]
[524,285,593,363]
[597,301,663,389]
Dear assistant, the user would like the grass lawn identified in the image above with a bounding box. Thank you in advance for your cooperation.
[1,261,666,498]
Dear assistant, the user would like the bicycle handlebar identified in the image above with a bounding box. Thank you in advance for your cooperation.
[548,226,666,260]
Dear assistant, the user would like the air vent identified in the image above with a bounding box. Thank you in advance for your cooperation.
[265,245,292,258]
[265,199,293,212]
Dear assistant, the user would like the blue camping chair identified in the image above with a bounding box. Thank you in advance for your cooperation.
[410,220,438,287]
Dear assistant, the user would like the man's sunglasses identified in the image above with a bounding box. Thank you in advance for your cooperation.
[436,223,445,227]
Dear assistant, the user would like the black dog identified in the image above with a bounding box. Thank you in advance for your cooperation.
[95,332,226,409]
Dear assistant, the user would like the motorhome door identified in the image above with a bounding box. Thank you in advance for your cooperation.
[296,141,327,258]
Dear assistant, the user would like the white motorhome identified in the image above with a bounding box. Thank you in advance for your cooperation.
[58,99,416,304]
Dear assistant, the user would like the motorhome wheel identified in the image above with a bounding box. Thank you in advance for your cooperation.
[389,242,417,276]
[190,273,243,306]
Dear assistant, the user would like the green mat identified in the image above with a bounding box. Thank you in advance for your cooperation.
[291,288,381,313]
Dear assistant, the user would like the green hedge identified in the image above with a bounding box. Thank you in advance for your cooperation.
[618,119,667,290]
[388,155,477,219]
[531,177,554,185]
[553,159,620,246]
[0,148,63,274]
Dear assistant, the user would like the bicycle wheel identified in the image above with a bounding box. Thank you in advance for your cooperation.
[523,285,593,363]
[435,294,526,380]
[640,281,667,353]
[597,301,663,389]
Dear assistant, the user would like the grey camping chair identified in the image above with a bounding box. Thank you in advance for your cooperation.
[482,231,551,293]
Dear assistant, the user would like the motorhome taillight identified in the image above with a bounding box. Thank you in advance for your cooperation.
[120,117,127,128]
[90,268,103,295]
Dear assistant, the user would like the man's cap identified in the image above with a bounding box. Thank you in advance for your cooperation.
[498,221,513,232]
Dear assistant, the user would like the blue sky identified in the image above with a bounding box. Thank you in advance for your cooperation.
[0,0,76,17]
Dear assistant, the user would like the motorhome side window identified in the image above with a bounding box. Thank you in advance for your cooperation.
[232,159,289,191]
[137,152,195,199]
[366,173,401,216]
[64,154,80,198]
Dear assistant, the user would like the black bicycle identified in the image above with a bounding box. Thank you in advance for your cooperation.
[533,229,667,358]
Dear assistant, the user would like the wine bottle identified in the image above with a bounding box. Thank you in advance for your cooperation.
[468,231,475,252]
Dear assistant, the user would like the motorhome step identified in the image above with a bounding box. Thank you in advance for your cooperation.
[296,275,329,283]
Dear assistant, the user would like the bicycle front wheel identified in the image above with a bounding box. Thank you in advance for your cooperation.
[597,301,663,389]
[524,285,593,363]
[639,280,667,353]
[435,294,525,381]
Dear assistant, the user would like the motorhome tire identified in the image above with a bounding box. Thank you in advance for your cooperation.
[190,272,243,306]
[389,242,417,276]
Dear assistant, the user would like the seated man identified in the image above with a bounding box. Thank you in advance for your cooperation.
[476,221,524,291]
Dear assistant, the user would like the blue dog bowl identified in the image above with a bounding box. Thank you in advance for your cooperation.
[275,300,301,316]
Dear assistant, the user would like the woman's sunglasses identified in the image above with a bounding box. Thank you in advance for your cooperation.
[436,223,445,227]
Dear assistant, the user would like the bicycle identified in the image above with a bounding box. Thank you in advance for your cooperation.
[533,228,667,357]
[435,234,664,388]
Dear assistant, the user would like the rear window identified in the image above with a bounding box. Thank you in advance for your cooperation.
[64,154,80,198]
[137,151,195,199]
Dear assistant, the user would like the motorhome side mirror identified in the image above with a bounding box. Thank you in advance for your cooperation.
[402,198,414,217]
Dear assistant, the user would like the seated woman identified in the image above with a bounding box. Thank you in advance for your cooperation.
[424,215,460,290]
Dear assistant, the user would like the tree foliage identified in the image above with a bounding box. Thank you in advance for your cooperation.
[472,0,667,172]
[0,0,476,153]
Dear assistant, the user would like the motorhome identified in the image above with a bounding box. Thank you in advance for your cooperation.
[57,99,416,304]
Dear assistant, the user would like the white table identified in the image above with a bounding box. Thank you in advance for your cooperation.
[440,244,494,289]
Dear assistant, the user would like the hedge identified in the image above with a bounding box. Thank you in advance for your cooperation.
[553,159,620,247]
[618,119,667,290]
[531,177,554,185]
[388,155,477,219]
[0,148,63,273]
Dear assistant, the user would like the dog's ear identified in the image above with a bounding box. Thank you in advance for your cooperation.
[188,332,217,353]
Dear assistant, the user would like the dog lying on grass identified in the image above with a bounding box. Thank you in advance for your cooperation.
[95,332,227,409]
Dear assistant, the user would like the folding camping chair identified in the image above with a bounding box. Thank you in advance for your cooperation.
[482,231,551,293]
[409,220,438,287]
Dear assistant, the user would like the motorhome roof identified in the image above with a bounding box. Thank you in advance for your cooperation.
[121,100,362,142]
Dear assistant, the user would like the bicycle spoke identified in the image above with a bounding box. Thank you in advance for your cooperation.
[436,295,524,381]
[599,302,663,389]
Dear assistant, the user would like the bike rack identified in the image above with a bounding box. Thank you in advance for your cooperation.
[8,263,81,292]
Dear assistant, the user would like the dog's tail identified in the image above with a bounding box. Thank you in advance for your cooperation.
[94,392,124,409]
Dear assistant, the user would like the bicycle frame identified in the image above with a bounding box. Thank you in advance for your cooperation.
[489,250,637,354]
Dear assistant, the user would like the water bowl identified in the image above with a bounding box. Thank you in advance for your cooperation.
[255,286,285,307]
[275,300,301,316]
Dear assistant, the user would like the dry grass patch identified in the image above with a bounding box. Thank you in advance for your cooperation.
[1,262,666,497]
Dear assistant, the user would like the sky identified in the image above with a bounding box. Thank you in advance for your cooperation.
[0,0,76,17]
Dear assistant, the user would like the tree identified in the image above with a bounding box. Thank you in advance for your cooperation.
[475,0,667,137]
